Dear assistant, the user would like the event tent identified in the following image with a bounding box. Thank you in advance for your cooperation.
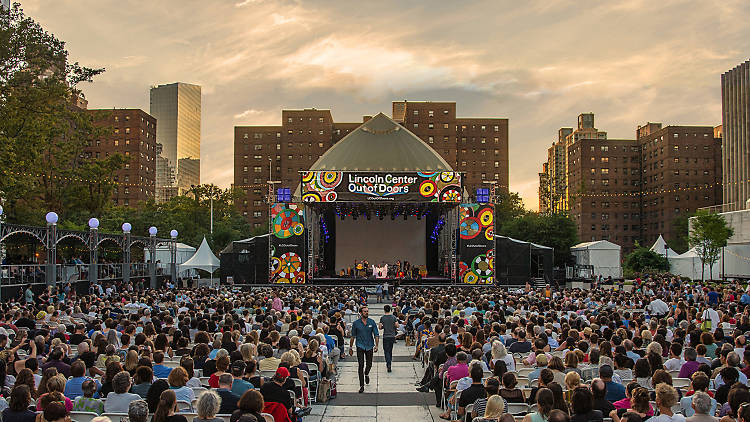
[145,242,197,275]
[570,240,622,279]
[649,236,719,280]
[180,237,220,273]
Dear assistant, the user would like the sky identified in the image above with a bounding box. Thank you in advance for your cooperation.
[22,0,750,210]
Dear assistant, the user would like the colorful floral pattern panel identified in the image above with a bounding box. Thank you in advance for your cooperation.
[458,203,494,284]
[269,203,306,283]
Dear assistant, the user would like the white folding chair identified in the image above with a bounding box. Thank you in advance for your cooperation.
[70,412,99,422]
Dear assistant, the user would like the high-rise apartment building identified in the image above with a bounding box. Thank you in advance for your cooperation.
[721,60,750,211]
[149,82,201,200]
[234,101,510,229]
[392,101,509,197]
[85,109,157,206]
[539,113,722,253]
[636,123,722,246]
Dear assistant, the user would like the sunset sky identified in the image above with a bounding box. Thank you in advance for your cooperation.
[23,0,750,210]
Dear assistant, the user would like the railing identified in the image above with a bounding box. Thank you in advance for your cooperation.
[697,203,738,214]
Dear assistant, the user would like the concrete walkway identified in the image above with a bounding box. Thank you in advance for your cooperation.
[308,302,441,422]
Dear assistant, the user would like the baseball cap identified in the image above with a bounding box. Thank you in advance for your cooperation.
[275,367,290,378]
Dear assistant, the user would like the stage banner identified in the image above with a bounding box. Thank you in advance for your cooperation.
[300,171,462,202]
[458,203,494,284]
[269,203,306,283]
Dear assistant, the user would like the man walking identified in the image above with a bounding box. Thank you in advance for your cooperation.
[350,306,379,393]
[379,304,398,372]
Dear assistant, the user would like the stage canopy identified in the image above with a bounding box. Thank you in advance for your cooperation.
[310,113,453,172]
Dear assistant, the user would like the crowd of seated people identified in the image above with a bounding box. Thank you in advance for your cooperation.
[0,274,748,422]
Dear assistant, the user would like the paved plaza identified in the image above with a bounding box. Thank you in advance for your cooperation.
[307,302,442,422]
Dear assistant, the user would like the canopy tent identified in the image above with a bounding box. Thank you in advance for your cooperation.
[571,240,622,279]
[649,236,720,280]
[180,237,220,273]
[145,242,197,276]
[220,234,270,284]
[649,235,678,257]
[494,235,554,285]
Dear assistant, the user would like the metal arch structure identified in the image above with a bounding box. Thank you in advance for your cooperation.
[0,221,175,295]
[0,224,48,245]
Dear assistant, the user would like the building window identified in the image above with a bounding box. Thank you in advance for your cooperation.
[494,161,499,168]
[428,136,434,144]
[494,125,499,132]
[601,157,608,163]
[243,166,248,172]
[601,168,609,174]
[428,123,434,129]
[413,110,419,115]
[413,123,418,129]
[428,110,434,117]
[253,166,262,173]
[443,123,449,129]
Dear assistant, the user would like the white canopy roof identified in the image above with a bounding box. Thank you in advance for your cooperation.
[180,237,220,273]
[649,235,678,257]
[571,240,621,251]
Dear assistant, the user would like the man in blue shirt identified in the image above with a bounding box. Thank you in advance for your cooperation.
[349,306,379,393]
[599,365,625,402]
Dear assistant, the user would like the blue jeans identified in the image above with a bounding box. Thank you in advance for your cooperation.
[383,337,395,368]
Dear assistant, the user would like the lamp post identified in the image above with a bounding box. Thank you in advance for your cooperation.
[148,226,157,289]
[170,229,178,286]
[122,223,131,285]
[45,212,58,287]
[88,218,99,289]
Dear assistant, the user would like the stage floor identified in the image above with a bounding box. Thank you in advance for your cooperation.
[310,276,453,285]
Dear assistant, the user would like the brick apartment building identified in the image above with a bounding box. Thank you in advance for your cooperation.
[539,113,721,254]
[85,109,158,206]
[636,123,722,247]
[234,101,510,229]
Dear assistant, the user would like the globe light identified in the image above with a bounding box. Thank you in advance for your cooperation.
[0,205,3,216]
[45,212,58,224]
[88,218,100,229]
[148,226,158,236]
[122,222,132,233]
[170,229,178,238]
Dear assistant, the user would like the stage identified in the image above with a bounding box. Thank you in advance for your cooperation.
[309,276,453,285]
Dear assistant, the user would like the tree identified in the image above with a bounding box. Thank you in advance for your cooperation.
[499,212,579,267]
[91,185,254,254]
[689,210,733,280]
[623,243,670,274]
[0,3,107,222]
[494,190,526,228]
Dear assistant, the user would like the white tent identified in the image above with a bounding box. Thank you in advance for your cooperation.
[145,242,197,275]
[571,240,622,278]
[649,235,678,257]
[669,247,720,281]
[180,237,220,273]
[649,235,720,280]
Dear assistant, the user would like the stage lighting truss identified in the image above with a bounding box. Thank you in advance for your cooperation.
[329,203,434,220]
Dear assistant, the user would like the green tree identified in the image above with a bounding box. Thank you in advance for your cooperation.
[91,185,254,254]
[499,212,579,267]
[494,190,527,228]
[623,243,670,274]
[0,3,107,222]
[689,210,734,280]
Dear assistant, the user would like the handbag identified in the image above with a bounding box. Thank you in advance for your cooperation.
[700,309,712,332]
[316,378,331,402]
[329,379,337,398]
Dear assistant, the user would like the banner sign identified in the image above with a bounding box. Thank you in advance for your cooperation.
[301,171,462,202]
[458,203,494,284]
[269,203,306,283]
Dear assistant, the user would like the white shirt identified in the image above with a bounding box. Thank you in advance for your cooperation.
[703,308,719,329]
[664,357,684,371]
[648,299,669,315]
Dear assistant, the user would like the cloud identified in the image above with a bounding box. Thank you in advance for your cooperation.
[21,0,750,211]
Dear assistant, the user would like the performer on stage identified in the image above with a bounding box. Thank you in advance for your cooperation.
[350,306,379,393]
